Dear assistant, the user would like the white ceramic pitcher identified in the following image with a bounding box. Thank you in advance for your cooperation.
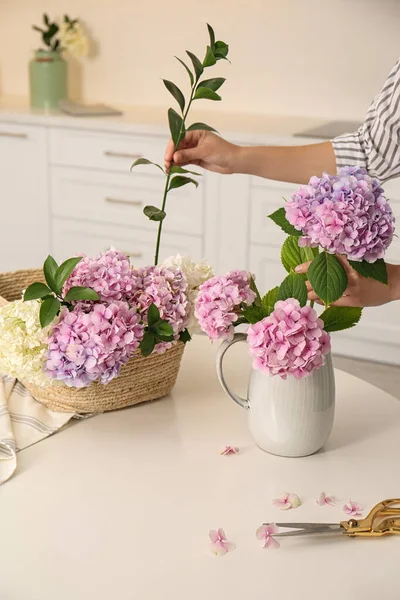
[216,333,335,457]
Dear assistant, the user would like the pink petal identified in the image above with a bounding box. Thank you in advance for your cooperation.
[266,522,279,535]
[209,530,219,543]
[273,493,301,510]
[220,446,239,455]
[265,536,280,549]
[316,492,335,506]
[217,528,227,541]
[343,500,363,517]
[210,541,228,556]
[256,525,267,540]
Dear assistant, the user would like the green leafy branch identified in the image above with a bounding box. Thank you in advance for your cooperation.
[32,13,60,52]
[139,303,190,357]
[23,255,99,328]
[131,23,229,265]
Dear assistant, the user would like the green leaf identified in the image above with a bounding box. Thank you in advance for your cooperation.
[194,87,221,101]
[320,306,362,333]
[43,13,50,25]
[278,272,308,306]
[143,205,166,221]
[147,303,160,328]
[179,328,192,343]
[308,252,348,306]
[203,45,216,67]
[43,255,58,292]
[32,26,44,33]
[168,108,184,147]
[348,259,388,285]
[175,56,194,86]
[163,79,185,113]
[154,320,174,337]
[130,157,165,174]
[23,282,52,302]
[54,257,82,293]
[249,275,261,307]
[168,176,199,191]
[197,77,225,92]
[186,51,204,79]
[268,207,301,237]
[281,236,318,275]
[261,287,279,316]
[214,40,229,60]
[186,122,218,134]
[207,23,216,49]
[139,331,156,358]
[169,165,202,176]
[243,305,265,324]
[64,286,100,302]
[39,297,60,328]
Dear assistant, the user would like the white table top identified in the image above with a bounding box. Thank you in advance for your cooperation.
[1,335,399,600]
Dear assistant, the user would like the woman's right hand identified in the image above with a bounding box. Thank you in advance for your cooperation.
[164,130,240,174]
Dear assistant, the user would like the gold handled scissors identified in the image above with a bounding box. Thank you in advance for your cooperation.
[268,499,400,538]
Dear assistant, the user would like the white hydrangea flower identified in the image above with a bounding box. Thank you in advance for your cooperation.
[59,21,89,58]
[162,254,214,334]
[0,299,56,387]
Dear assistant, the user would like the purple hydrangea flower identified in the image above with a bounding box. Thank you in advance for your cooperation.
[247,299,331,379]
[194,270,256,341]
[45,302,144,388]
[285,167,395,263]
[130,265,189,353]
[64,248,137,302]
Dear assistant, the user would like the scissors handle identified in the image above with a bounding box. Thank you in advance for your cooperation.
[340,499,400,537]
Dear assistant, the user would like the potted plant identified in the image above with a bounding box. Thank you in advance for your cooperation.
[30,14,89,109]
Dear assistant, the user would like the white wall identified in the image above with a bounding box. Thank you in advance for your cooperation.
[1,0,400,120]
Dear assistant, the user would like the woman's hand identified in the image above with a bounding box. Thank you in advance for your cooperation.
[295,256,400,307]
[164,130,240,174]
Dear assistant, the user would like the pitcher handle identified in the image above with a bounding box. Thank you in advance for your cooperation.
[216,332,250,410]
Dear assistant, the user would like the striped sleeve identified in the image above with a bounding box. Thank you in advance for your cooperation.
[332,58,400,181]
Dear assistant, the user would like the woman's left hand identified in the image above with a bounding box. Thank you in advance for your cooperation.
[295,256,400,307]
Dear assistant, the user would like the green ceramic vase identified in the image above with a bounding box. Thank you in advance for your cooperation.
[29,50,68,110]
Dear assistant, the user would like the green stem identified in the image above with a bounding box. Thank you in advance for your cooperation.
[310,300,315,309]
[153,78,200,265]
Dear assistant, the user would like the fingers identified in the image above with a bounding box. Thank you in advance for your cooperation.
[295,261,312,275]
[173,147,202,166]
[164,131,204,170]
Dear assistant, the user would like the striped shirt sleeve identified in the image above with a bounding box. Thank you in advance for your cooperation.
[332,58,400,181]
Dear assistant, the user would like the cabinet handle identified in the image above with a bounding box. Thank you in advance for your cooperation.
[103,150,142,160]
[0,131,28,139]
[122,251,143,259]
[105,197,142,207]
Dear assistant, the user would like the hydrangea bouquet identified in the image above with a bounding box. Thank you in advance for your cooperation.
[195,167,395,379]
[0,24,226,398]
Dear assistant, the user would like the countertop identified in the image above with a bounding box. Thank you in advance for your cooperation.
[1,335,399,600]
[0,95,342,143]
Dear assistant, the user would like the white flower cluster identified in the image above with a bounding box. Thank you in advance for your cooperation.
[162,254,214,334]
[0,299,55,387]
[58,21,89,58]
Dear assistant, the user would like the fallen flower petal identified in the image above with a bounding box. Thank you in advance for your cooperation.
[220,446,239,455]
[256,524,280,549]
[273,492,301,510]
[316,492,335,506]
[343,500,363,517]
[209,529,235,556]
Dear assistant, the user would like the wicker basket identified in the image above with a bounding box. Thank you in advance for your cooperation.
[0,268,185,413]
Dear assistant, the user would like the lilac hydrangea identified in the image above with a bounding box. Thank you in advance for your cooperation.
[247,299,331,379]
[45,302,144,388]
[285,167,395,263]
[130,265,189,352]
[195,270,256,341]
[64,248,136,302]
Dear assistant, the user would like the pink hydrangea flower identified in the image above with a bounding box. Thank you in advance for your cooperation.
[220,446,239,455]
[285,167,395,263]
[316,492,335,506]
[130,265,189,353]
[247,298,331,379]
[272,493,302,510]
[256,524,280,549]
[64,248,136,302]
[45,302,144,387]
[195,270,256,341]
[209,529,235,556]
[343,500,363,517]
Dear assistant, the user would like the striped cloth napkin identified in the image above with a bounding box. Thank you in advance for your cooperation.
[0,376,76,484]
